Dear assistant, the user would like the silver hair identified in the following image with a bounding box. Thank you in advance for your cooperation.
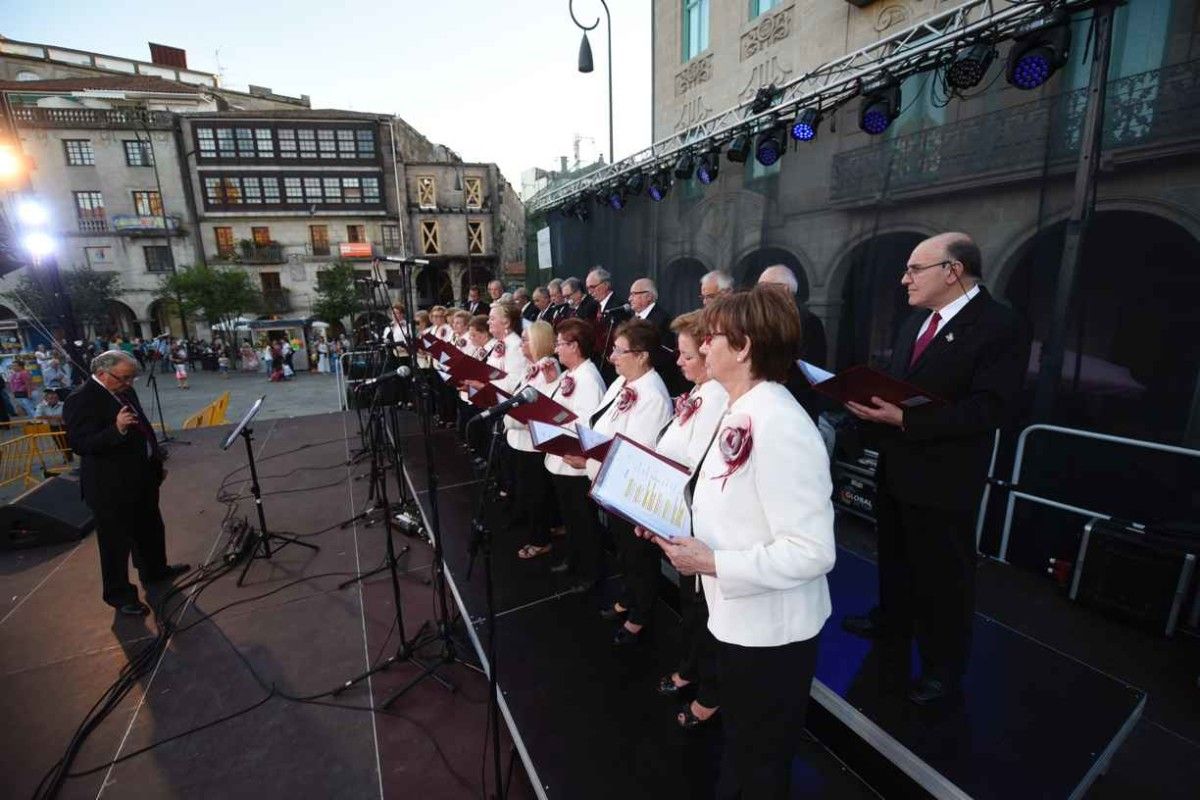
[488,279,504,291]
[562,277,583,295]
[532,286,549,300]
[513,287,530,301]
[701,270,734,291]
[758,264,799,294]
[636,278,658,300]
[588,266,611,284]
[91,349,138,375]
[547,278,563,291]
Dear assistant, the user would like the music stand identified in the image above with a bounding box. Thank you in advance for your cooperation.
[222,396,320,585]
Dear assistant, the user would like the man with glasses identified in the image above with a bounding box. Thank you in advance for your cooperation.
[758,264,828,421]
[699,270,733,306]
[630,277,685,394]
[63,350,189,616]
[841,233,1029,705]
[585,267,617,319]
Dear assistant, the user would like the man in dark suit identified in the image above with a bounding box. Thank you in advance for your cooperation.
[565,276,598,321]
[543,279,568,324]
[518,287,540,328]
[63,351,189,615]
[531,286,553,323]
[759,265,828,420]
[589,268,631,381]
[462,286,490,317]
[842,233,1030,704]
[629,277,686,394]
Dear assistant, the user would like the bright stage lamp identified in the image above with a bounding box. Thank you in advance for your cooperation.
[790,108,819,142]
[17,200,50,227]
[0,144,22,182]
[1006,12,1071,91]
[22,232,56,258]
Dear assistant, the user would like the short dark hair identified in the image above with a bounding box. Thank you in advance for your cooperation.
[945,237,982,278]
[614,318,660,361]
[702,285,801,383]
[555,318,595,359]
[468,315,489,334]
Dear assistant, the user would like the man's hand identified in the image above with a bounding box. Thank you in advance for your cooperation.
[562,454,588,469]
[845,396,904,428]
[115,406,137,435]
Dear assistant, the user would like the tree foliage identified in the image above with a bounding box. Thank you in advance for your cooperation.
[159,264,261,334]
[2,264,122,336]
[311,262,362,327]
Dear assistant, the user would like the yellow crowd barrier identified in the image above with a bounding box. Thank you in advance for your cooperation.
[0,431,73,490]
[182,391,231,430]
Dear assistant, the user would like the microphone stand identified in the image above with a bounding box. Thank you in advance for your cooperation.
[143,366,189,446]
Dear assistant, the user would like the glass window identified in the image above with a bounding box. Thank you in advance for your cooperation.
[63,139,94,166]
[464,176,483,209]
[214,226,235,257]
[243,176,263,203]
[362,177,381,203]
[216,128,235,157]
[235,128,255,157]
[356,129,375,158]
[278,129,297,158]
[343,177,362,203]
[252,226,271,245]
[123,140,154,166]
[417,176,436,208]
[683,0,709,61]
[255,128,274,158]
[381,224,401,252]
[323,177,342,203]
[284,177,303,203]
[317,129,337,157]
[310,225,330,256]
[420,220,440,255]
[143,245,173,273]
[750,0,778,18]
[298,129,317,158]
[262,176,280,204]
[197,128,216,158]
[468,221,484,255]
[74,191,105,218]
[132,191,163,216]
[221,177,242,204]
[347,224,366,243]
[337,129,356,159]
[204,177,222,204]
[304,177,323,201]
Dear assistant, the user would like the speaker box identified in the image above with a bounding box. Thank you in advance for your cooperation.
[0,475,95,550]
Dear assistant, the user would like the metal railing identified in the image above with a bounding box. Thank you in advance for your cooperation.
[997,424,1200,563]
[76,218,108,233]
[238,243,284,264]
[11,107,175,130]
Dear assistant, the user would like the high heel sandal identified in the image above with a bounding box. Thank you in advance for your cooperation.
[656,673,694,698]
[677,701,718,729]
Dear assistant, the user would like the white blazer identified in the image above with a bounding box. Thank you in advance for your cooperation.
[656,379,729,470]
[545,360,606,477]
[585,370,672,481]
[490,331,527,394]
[692,381,836,648]
[505,359,562,452]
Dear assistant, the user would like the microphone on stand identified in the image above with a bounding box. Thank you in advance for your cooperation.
[470,385,539,424]
[602,303,632,316]
[357,365,412,389]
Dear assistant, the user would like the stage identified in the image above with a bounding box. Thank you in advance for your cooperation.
[1,409,1197,798]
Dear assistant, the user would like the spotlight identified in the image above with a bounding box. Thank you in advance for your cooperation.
[790,108,819,142]
[16,200,49,227]
[696,150,720,185]
[22,231,55,258]
[755,126,784,167]
[859,85,901,135]
[946,43,997,90]
[1006,11,1070,90]
[608,187,625,211]
[726,133,751,163]
[647,168,672,202]
[625,172,645,195]
[674,152,695,180]
[0,144,24,183]
[750,84,777,114]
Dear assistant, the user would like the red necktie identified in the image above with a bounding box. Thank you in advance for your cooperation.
[909,312,942,367]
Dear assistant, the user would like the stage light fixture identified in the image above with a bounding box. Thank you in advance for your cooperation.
[674,152,695,180]
[947,43,997,90]
[755,126,785,167]
[16,199,49,227]
[608,187,625,211]
[0,144,23,183]
[790,108,819,142]
[859,85,901,135]
[1006,12,1071,90]
[22,231,55,258]
[647,168,672,202]
[625,172,645,195]
[696,150,720,185]
[750,84,777,114]
[726,133,751,163]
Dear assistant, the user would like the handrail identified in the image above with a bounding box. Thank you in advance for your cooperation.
[997,424,1200,562]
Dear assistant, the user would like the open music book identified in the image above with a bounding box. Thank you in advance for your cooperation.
[589,434,692,540]
[798,361,943,408]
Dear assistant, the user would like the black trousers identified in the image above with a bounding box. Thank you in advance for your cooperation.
[876,490,977,683]
[677,576,719,709]
[513,448,553,546]
[551,474,601,584]
[89,482,169,607]
[612,516,660,627]
[716,636,819,800]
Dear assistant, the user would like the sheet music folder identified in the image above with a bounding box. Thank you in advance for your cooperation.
[589,434,692,540]
[799,361,943,409]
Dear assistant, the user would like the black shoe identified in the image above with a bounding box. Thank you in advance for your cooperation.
[656,674,694,698]
[612,625,643,646]
[118,602,150,616]
[143,563,191,584]
[842,614,888,639]
[907,677,959,706]
[599,605,627,622]
[549,560,572,574]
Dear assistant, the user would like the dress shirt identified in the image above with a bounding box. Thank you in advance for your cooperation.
[915,284,980,342]
[636,302,657,321]
[585,369,672,480]
[597,292,614,316]
[692,381,836,647]
[544,360,606,477]
[655,379,728,470]
[504,360,562,452]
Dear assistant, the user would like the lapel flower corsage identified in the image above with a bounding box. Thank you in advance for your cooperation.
[616,384,638,414]
[560,374,576,397]
[712,414,752,489]
[538,358,560,382]
[493,341,506,358]
[524,363,539,382]
[674,391,702,425]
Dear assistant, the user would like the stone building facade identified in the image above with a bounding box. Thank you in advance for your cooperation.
[543,0,1200,447]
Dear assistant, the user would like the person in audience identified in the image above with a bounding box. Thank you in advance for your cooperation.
[543,318,607,589]
[41,357,68,391]
[8,359,35,416]
[34,387,64,421]
[842,232,1030,705]
[700,270,734,307]
[568,319,671,646]
[643,285,836,797]
[508,321,562,560]
[653,311,729,730]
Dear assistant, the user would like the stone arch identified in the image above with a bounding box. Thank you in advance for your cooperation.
[731,245,812,301]
[458,263,494,301]
[103,300,139,341]
[824,221,942,303]
[660,257,710,315]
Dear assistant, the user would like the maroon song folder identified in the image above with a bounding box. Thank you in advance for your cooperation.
[800,362,944,409]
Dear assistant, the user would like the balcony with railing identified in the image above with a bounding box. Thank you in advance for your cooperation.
[261,288,292,315]
[11,107,175,131]
[77,218,108,233]
[213,241,286,264]
[831,59,1200,203]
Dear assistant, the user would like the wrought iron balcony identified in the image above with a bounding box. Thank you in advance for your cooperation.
[11,107,174,130]
[239,242,285,264]
[261,288,291,314]
[831,59,1200,203]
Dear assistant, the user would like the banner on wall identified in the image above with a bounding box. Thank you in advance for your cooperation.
[536,226,552,272]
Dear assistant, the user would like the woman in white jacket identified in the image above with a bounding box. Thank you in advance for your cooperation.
[508,321,562,560]
[646,286,836,798]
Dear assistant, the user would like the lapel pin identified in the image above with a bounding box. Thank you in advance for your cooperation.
[945,332,955,343]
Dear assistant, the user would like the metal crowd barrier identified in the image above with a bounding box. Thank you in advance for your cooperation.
[997,424,1200,563]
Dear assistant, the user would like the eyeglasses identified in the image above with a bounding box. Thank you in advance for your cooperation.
[904,260,954,277]
[629,290,651,296]
[554,340,575,349]
[108,371,137,384]
[610,347,645,357]
[702,332,728,347]
[585,283,600,290]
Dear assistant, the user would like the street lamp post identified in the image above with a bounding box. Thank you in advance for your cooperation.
[570,0,614,166]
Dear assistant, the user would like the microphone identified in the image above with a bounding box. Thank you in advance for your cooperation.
[471,385,539,423]
[602,303,632,316]
[381,256,431,266]
[357,365,412,388]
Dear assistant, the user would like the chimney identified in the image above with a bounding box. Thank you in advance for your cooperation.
[559,156,568,173]
[148,43,188,69]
